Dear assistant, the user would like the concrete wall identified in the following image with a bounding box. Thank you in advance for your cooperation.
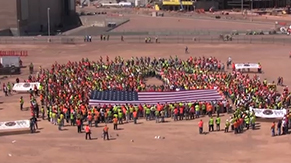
[0,0,17,30]
[19,0,63,34]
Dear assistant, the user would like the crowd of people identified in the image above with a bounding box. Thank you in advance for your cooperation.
[4,56,291,137]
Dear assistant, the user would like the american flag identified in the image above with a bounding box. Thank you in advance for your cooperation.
[89,89,223,105]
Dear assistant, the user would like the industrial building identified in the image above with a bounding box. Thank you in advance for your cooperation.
[0,0,77,36]
[160,0,289,10]
[224,0,288,9]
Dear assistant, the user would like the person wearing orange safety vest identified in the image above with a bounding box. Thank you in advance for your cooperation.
[103,125,109,140]
[133,110,138,124]
[113,117,118,130]
[85,125,92,140]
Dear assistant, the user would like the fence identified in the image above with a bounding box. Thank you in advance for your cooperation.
[108,29,275,36]
[0,35,290,45]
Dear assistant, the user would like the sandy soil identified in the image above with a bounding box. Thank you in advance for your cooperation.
[0,42,291,163]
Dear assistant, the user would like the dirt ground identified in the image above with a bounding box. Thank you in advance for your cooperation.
[112,15,276,31]
[0,42,291,163]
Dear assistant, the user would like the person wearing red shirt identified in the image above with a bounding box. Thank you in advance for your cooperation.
[179,107,184,120]
[233,120,238,134]
[174,108,178,121]
[76,119,82,133]
[198,119,203,134]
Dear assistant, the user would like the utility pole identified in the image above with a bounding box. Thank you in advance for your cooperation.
[250,0,253,22]
[47,8,51,37]
[17,19,20,36]
[241,0,244,15]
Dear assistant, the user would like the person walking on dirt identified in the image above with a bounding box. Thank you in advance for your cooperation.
[20,96,24,111]
[224,119,230,133]
[185,46,188,54]
[29,63,34,74]
[271,121,275,137]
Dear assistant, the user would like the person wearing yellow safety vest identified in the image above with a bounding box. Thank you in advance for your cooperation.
[250,115,256,130]
[41,106,45,120]
[155,109,160,123]
[224,119,230,133]
[48,107,52,122]
[20,96,24,111]
[57,117,62,130]
[129,106,134,120]
[125,107,130,123]
[244,116,250,130]
[160,110,165,122]
[215,116,221,131]
[208,116,214,132]
[60,113,65,127]
[195,104,200,118]
[70,111,76,126]
[258,62,262,73]
[145,107,151,121]
[118,110,123,124]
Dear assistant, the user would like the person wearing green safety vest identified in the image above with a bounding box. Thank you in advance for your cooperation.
[150,105,155,120]
[209,116,214,132]
[202,103,206,115]
[41,106,45,120]
[124,107,129,123]
[145,107,151,121]
[195,104,200,118]
[70,112,76,126]
[108,110,112,122]
[52,112,57,125]
[169,104,174,118]
[251,116,256,130]
[48,108,52,122]
[155,110,160,123]
[224,119,230,133]
[20,96,24,111]
[57,117,62,130]
[160,110,165,122]
[216,116,221,131]
[117,107,122,115]
[164,104,169,118]
[118,111,123,124]
[113,111,118,118]
[113,106,118,114]
[129,106,134,120]
[245,116,250,130]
